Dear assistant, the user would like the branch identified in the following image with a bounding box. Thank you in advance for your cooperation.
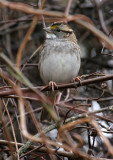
[5,104,113,159]
[0,74,112,99]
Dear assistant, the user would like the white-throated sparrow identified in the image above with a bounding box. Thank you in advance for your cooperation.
[38,22,81,121]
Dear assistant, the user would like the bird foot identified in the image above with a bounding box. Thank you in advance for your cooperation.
[40,81,58,92]
[73,76,82,85]
[49,81,57,91]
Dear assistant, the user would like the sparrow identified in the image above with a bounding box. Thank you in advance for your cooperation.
[38,22,81,121]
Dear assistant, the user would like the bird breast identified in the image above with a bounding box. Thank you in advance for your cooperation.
[39,39,81,84]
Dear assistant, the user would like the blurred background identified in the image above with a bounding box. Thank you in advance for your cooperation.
[0,0,113,159]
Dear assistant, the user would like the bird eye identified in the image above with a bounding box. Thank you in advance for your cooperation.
[56,29,60,32]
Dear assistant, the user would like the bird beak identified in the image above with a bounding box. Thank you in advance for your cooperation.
[43,27,52,33]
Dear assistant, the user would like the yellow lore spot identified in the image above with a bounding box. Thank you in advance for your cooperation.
[50,25,58,29]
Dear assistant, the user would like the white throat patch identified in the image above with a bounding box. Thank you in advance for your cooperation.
[46,33,56,39]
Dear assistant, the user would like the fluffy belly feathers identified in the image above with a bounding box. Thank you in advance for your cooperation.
[40,52,80,84]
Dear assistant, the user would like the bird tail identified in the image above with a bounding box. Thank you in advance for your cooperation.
[40,91,59,122]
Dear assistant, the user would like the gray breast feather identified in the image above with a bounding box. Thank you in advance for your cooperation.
[39,39,81,84]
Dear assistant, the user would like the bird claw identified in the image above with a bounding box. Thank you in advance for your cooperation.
[73,76,82,85]
[49,81,57,91]
[40,81,57,92]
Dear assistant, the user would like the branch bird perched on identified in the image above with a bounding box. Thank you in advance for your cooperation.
[38,22,81,121]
